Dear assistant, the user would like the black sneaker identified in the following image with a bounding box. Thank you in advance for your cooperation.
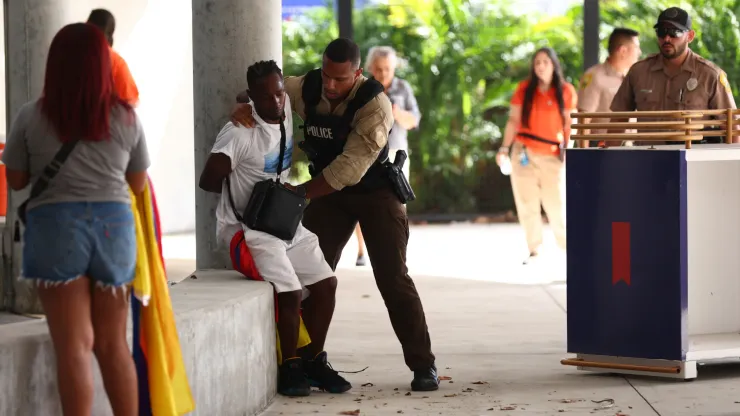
[356,254,367,267]
[411,363,440,391]
[304,351,352,393]
[278,358,311,397]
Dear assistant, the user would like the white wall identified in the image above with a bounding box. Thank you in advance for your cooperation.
[2,0,196,234]
[100,0,195,233]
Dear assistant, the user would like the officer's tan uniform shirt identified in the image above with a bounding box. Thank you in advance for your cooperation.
[284,74,394,191]
[577,61,627,134]
[611,49,736,115]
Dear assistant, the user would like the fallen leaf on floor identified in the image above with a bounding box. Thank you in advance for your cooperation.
[361,383,374,387]
[449,381,454,384]
[472,381,489,385]
[555,399,584,404]
[394,388,399,391]
[422,396,430,399]
[354,399,362,402]
[615,413,629,416]
[463,388,475,393]
[397,411,403,414]
[444,394,458,398]
[338,411,360,416]
[439,376,452,381]
[487,408,494,412]
[405,392,412,396]
[446,367,451,369]
[500,406,517,411]
[592,399,615,409]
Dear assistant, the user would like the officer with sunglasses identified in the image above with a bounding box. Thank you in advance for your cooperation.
[609,7,737,145]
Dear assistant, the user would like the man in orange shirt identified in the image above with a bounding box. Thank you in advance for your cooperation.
[87,9,140,106]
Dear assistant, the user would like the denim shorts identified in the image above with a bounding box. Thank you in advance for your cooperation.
[22,202,136,288]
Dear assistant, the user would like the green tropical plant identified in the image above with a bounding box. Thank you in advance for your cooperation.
[282,0,740,216]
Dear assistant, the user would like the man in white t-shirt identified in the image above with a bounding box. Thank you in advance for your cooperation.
[198,60,350,397]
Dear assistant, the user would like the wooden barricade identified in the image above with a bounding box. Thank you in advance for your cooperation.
[572,109,740,149]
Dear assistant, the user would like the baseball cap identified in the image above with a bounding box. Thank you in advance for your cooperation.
[654,7,692,31]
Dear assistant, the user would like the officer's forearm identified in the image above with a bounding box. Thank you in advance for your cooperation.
[303,173,337,200]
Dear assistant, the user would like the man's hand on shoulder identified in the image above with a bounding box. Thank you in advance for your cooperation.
[231,100,256,128]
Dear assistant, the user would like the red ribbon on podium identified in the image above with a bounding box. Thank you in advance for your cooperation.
[612,222,631,286]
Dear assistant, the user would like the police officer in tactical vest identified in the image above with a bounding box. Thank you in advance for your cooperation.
[230,38,439,392]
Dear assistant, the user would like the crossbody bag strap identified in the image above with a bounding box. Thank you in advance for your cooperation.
[276,118,287,183]
[225,175,243,222]
[517,132,561,146]
[29,139,80,200]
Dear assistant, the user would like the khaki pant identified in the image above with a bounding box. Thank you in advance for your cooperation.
[510,143,566,253]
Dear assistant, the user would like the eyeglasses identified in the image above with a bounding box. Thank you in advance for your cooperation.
[656,28,687,38]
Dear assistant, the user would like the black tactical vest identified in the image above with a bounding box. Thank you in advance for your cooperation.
[300,69,390,192]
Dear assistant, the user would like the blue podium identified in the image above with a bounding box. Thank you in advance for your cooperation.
[561,144,740,379]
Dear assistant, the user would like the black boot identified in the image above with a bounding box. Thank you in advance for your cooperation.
[278,358,311,397]
[304,351,352,394]
[411,363,440,391]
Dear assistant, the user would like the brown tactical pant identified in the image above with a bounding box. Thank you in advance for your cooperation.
[302,186,435,371]
[510,143,567,254]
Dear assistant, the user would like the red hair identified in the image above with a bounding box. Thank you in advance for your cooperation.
[41,23,130,143]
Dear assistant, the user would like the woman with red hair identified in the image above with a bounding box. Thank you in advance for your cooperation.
[2,23,149,415]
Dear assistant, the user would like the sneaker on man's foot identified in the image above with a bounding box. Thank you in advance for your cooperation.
[278,358,311,397]
[356,254,367,267]
[304,351,352,393]
[411,363,440,391]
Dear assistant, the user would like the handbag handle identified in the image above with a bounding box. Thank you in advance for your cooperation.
[275,119,287,183]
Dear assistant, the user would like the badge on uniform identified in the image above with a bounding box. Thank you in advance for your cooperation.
[719,72,732,93]
[580,73,593,90]
[686,78,698,91]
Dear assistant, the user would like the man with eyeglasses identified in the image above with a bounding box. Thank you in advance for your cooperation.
[609,7,737,145]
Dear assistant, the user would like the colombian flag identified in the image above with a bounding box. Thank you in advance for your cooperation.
[130,178,195,415]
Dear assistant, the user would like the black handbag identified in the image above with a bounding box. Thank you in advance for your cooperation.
[17,139,80,225]
[226,120,307,240]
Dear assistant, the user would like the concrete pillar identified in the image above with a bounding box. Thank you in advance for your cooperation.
[192,1,282,270]
[3,0,81,314]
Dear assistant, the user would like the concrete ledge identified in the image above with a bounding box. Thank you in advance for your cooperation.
[0,270,277,416]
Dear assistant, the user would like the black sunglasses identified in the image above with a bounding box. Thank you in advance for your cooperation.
[656,27,687,38]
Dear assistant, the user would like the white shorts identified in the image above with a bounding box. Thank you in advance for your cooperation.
[242,224,334,293]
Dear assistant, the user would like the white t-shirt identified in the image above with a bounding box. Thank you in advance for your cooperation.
[213,100,294,246]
